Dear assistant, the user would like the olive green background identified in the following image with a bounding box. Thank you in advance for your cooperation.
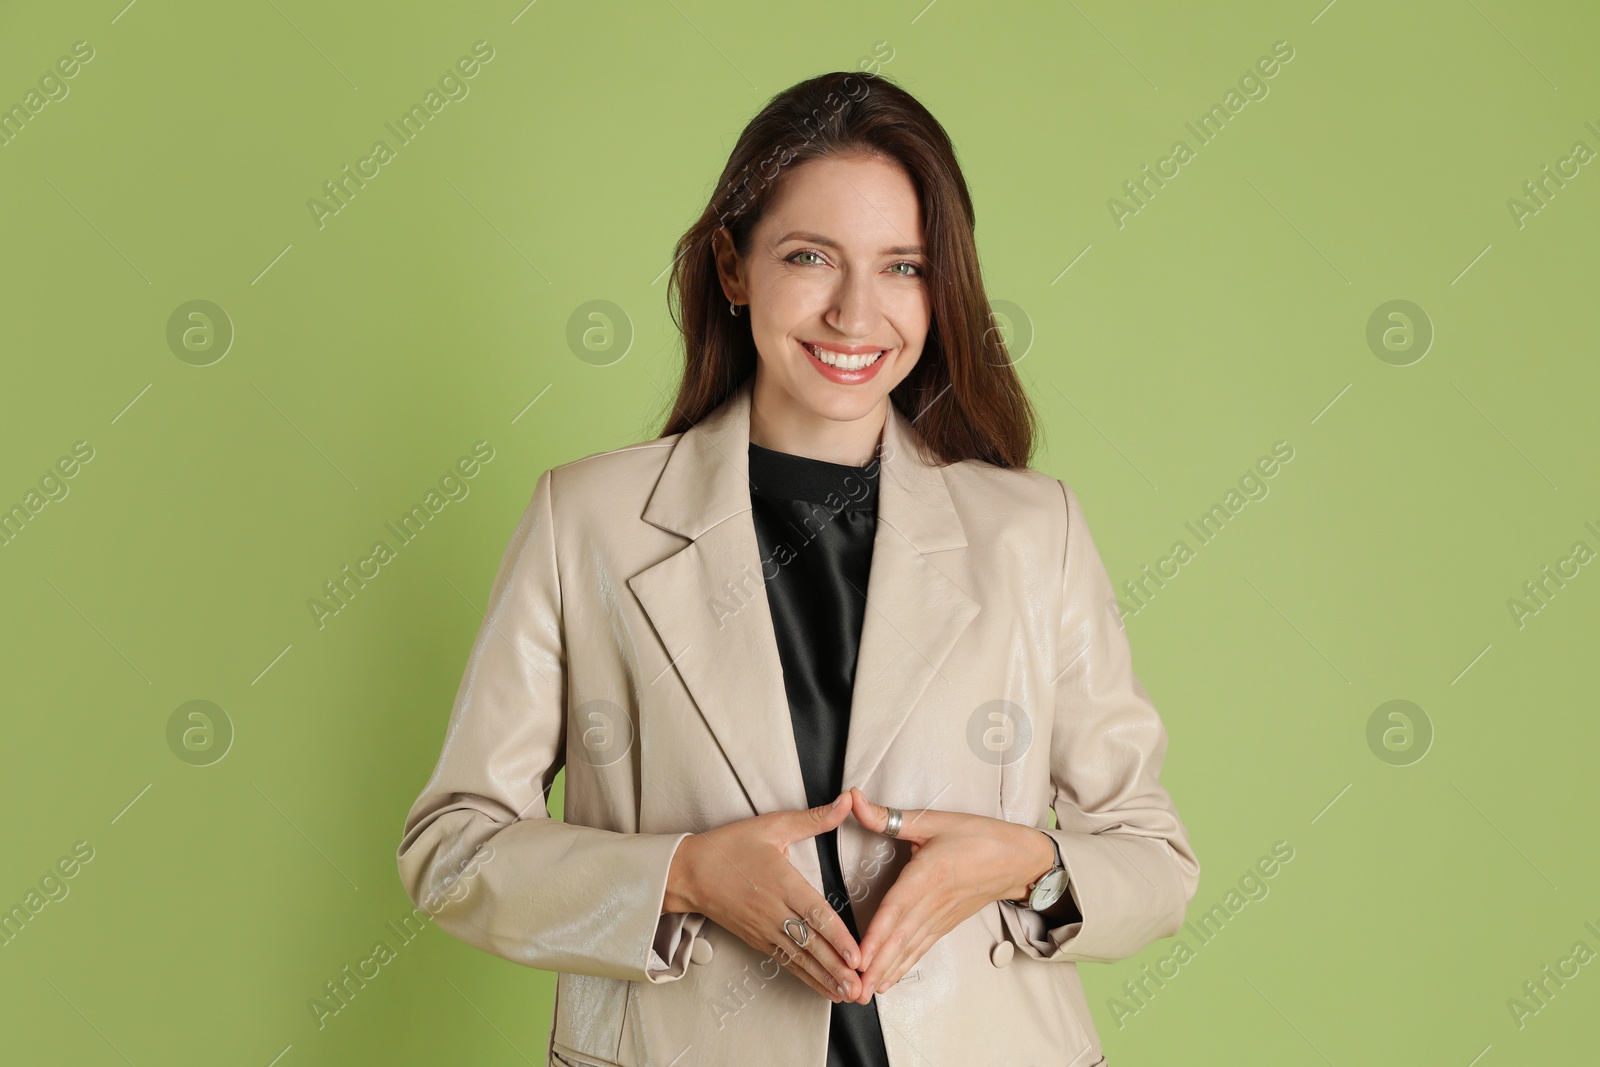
[3,1,1596,1064]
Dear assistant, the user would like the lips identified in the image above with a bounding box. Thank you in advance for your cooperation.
[801,341,886,370]
[799,339,890,385]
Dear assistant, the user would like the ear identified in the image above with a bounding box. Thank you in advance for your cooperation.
[710,225,747,304]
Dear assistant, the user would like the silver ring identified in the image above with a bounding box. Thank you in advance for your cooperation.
[782,917,811,949]
[884,807,902,838]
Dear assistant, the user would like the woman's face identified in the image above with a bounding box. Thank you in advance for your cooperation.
[716,152,930,439]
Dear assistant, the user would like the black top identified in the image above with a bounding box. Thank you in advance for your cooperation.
[747,440,889,1067]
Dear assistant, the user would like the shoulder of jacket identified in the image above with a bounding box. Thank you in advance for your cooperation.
[540,434,681,515]
[936,460,1079,567]
[548,434,680,477]
[939,457,1074,515]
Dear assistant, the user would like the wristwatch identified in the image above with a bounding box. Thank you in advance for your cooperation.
[1006,831,1070,912]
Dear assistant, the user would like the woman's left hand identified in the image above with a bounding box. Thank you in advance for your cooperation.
[844,786,1056,1003]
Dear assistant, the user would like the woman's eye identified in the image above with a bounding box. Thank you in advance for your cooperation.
[787,251,921,276]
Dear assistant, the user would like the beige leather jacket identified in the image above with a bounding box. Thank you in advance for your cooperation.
[396,376,1200,1067]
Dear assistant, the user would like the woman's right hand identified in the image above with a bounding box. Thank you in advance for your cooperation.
[664,792,863,1003]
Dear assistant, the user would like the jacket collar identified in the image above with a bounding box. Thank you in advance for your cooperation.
[640,375,967,551]
[628,376,980,820]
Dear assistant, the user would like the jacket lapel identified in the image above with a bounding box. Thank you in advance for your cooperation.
[840,394,979,793]
[627,377,980,822]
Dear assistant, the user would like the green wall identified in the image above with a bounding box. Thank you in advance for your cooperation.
[2,1,1596,1063]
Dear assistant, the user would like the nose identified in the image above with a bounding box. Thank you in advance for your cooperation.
[825,267,883,341]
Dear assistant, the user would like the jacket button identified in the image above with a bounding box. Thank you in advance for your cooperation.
[990,940,1014,968]
[691,936,714,965]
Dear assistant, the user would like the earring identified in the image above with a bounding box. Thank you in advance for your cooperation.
[729,300,741,317]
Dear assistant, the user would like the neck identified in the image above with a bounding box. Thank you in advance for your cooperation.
[748,386,888,467]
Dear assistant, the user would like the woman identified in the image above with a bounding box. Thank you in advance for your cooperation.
[397,71,1199,1067]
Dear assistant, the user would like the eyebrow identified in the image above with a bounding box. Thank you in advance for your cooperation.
[775,230,924,256]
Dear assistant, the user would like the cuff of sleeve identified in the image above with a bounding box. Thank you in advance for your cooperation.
[646,911,709,980]
[643,833,707,983]
[999,876,1083,956]
[1000,827,1185,963]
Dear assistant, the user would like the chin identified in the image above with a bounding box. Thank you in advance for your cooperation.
[795,380,891,424]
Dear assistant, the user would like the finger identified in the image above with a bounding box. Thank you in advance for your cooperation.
[812,791,854,833]
[762,862,863,993]
[881,904,952,992]
[772,936,845,1002]
[797,900,863,999]
[732,921,840,1002]
[848,787,885,833]
[860,906,937,1001]
[782,792,852,846]
[775,944,836,1001]
[849,789,929,845]
[856,873,909,973]
[860,915,918,996]
[802,890,863,971]
[876,922,944,995]
[778,891,862,996]
[857,868,938,982]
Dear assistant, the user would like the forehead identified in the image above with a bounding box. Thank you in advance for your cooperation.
[758,154,923,248]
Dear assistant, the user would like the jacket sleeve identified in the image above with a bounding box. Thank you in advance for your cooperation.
[395,467,704,983]
[1000,481,1201,962]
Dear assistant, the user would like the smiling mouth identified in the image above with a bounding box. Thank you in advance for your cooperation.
[801,342,887,370]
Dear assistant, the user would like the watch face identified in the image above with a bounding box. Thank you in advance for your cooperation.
[1030,869,1070,911]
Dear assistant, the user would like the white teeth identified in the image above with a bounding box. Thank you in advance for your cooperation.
[805,343,885,370]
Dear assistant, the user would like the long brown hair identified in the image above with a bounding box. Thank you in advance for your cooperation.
[657,71,1037,469]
